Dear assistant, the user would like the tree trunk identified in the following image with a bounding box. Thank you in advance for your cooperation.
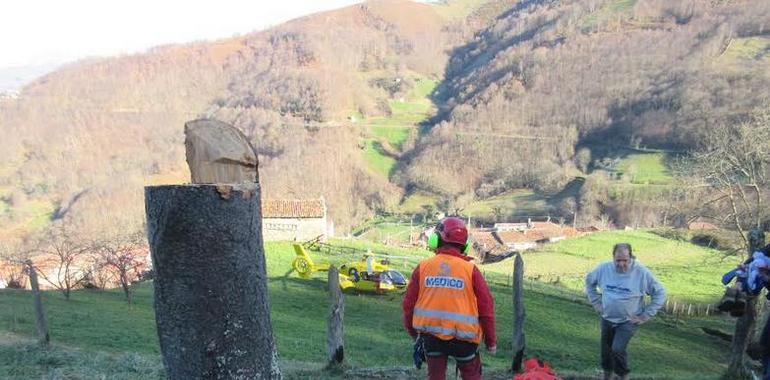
[121,280,132,305]
[511,253,525,372]
[327,266,344,368]
[726,227,765,379]
[146,183,281,380]
[26,260,49,348]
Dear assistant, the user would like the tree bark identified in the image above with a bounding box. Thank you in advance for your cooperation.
[26,260,49,348]
[146,183,281,380]
[726,227,765,379]
[511,253,525,372]
[327,266,344,368]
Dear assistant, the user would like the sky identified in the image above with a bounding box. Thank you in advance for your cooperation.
[0,0,364,70]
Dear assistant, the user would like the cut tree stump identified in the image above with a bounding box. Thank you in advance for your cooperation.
[184,119,258,184]
[146,183,280,379]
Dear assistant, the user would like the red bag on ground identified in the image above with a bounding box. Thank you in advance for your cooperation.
[513,358,563,380]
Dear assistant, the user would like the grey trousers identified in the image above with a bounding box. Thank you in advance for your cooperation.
[600,318,637,376]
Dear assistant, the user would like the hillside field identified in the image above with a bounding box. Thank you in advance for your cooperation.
[1,232,738,379]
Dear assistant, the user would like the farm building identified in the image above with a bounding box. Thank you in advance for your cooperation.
[261,197,333,241]
[468,220,586,261]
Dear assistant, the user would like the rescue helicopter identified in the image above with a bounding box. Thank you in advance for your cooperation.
[291,243,408,294]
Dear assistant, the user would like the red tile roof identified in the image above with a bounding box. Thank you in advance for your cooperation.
[262,198,326,219]
[470,230,503,249]
[493,222,582,245]
[493,230,532,244]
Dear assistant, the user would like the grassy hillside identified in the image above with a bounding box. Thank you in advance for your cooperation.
[715,36,770,72]
[0,0,458,238]
[484,230,734,304]
[614,152,674,185]
[463,189,555,220]
[1,236,736,378]
[403,0,770,199]
[360,76,439,177]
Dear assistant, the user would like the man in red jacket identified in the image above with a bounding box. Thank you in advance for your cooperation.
[403,217,497,380]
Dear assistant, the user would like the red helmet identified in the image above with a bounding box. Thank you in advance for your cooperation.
[436,217,468,246]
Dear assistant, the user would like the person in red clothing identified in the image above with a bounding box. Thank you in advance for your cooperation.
[403,217,496,380]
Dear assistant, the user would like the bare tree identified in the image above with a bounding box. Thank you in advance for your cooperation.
[34,224,93,300]
[684,107,770,379]
[0,238,31,288]
[686,107,770,249]
[94,230,147,304]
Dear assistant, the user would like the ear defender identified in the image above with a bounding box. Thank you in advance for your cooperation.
[427,232,439,250]
[428,231,472,254]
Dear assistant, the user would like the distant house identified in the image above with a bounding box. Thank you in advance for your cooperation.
[470,228,505,258]
[688,220,719,231]
[493,230,539,251]
[491,220,584,253]
[577,226,601,233]
[493,222,531,232]
[261,197,332,241]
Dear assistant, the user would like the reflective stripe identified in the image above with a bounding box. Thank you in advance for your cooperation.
[425,350,477,362]
[454,352,477,362]
[414,325,478,340]
[414,308,479,324]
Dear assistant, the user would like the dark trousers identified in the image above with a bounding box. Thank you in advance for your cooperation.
[600,319,637,376]
[760,314,770,380]
[423,334,481,380]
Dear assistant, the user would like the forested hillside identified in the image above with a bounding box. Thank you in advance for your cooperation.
[0,0,489,238]
[402,0,770,196]
[0,0,768,240]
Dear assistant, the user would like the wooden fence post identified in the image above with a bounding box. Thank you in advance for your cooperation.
[512,253,525,372]
[26,260,49,348]
[327,266,344,368]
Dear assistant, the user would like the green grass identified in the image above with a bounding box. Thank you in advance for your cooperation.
[408,78,438,100]
[582,0,637,31]
[370,125,412,148]
[0,334,164,380]
[0,237,736,378]
[360,77,437,175]
[615,152,673,185]
[716,36,770,70]
[366,99,432,127]
[363,140,397,177]
[396,192,440,215]
[482,230,734,304]
[353,222,421,245]
[1,199,55,232]
[464,189,554,219]
[431,0,491,20]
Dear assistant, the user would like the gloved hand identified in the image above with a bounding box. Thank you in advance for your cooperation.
[486,345,497,356]
[413,335,426,369]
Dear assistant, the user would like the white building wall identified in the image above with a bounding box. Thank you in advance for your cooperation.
[262,217,328,241]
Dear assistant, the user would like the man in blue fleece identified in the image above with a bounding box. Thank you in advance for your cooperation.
[585,243,666,380]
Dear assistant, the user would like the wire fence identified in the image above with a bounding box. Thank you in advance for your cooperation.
[484,270,717,319]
